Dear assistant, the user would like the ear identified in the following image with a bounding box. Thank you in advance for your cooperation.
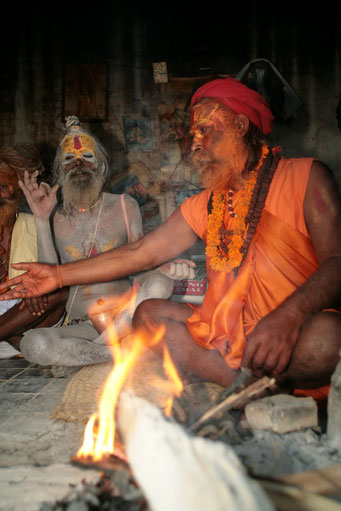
[233,114,249,136]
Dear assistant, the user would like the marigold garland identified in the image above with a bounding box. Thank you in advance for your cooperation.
[206,146,270,272]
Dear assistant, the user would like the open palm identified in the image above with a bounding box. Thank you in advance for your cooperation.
[0,262,59,299]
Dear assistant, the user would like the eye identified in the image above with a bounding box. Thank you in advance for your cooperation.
[0,184,8,190]
[64,154,75,162]
[82,152,95,159]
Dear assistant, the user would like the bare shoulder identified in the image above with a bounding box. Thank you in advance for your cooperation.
[103,192,139,210]
[309,160,340,192]
[305,160,341,219]
[304,160,341,261]
[103,192,123,206]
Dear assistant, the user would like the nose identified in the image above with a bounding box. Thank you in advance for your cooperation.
[191,136,203,153]
[75,158,82,166]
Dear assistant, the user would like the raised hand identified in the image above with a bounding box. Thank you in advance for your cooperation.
[0,262,59,300]
[19,170,59,219]
[158,258,196,280]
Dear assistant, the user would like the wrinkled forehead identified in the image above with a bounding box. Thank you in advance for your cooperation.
[61,134,96,155]
[190,99,227,131]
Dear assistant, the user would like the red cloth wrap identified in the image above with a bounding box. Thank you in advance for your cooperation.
[190,77,274,135]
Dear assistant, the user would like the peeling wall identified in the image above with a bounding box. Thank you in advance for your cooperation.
[1,2,340,190]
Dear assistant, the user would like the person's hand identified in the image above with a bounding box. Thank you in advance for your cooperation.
[241,308,302,376]
[19,295,49,315]
[158,258,196,280]
[0,262,59,300]
[18,170,59,219]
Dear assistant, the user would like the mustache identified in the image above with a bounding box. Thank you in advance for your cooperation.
[67,167,95,178]
[190,151,224,172]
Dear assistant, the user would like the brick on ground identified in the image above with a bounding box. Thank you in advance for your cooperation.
[327,356,341,445]
[245,394,318,434]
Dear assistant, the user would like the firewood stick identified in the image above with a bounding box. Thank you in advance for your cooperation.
[217,367,253,401]
[189,376,276,432]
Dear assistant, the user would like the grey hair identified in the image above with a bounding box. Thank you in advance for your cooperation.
[52,116,110,187]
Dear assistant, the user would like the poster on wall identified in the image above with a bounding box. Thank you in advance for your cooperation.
[153,62,168,84]
[62,63,109,122]
[123,99,153,152]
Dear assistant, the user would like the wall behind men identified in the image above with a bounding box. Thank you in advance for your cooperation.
[0,1,340,193]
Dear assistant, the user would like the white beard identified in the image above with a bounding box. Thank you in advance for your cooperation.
[61,169,103,214]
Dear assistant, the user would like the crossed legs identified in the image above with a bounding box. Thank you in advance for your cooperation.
[132,299,341,390]
[20,321,113,366]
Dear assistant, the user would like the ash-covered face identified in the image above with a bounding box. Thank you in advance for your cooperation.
[62,134,98,180]
[190,99,248,190]
[60,133,103,210]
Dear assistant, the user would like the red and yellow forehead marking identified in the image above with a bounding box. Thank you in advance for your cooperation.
[62,134,95,158]
[191,100,226,136]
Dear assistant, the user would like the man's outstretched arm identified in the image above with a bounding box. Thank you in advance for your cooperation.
[0,208,198,299]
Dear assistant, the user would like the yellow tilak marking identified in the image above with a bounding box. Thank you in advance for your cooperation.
[62,134,95,158]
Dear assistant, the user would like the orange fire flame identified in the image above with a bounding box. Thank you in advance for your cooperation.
[76,288,183,461]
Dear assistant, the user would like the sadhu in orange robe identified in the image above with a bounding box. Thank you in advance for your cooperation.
[181,156,330,402]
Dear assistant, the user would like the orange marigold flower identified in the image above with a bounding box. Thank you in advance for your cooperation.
[206,146,269,273]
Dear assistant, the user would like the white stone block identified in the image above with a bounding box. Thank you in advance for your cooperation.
[327,359,341,445]
[245,394,318,434]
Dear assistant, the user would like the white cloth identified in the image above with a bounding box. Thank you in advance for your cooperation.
[0,298,21,316]
[0,299,22,357]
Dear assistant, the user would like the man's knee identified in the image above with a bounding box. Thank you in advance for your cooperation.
[300,311,341,350]
[141,273,174,300]
[20,329,53,365]
[281,311,341,388]
[47,287,69,311]
[133,298,192,329]
[133,298,164,327]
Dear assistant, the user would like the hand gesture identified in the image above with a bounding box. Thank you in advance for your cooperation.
[0,262,59,300]
[19,170,59,219]
[241,308,302,377]
[158,258,196,280]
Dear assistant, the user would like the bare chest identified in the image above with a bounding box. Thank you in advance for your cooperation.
[53,196,129,263]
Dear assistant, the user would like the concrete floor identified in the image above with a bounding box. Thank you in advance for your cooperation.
[0,356,83,463]
[0,354,98,510]
[1,351,341,510]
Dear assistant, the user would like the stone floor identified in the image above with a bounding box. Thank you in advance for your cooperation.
[0,354,96,510]
[1,352,341,510]
[0,356,62,424]
[0,356,85,467]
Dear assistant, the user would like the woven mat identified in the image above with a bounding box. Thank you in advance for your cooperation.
[51,362,113,423]
[51,350,175,424]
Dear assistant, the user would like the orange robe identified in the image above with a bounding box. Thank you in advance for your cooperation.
[181,156,319,367]
[181,156,333,405]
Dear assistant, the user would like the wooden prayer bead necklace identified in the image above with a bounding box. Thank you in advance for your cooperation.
[227,189,236,218]
[206,146,280,275]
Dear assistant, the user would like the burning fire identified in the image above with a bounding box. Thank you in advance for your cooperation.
[76,289,183,462]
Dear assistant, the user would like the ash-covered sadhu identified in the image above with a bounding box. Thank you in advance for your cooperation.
[0,78,340,405]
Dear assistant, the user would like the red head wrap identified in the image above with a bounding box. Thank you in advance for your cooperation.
[190,77,274,135]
